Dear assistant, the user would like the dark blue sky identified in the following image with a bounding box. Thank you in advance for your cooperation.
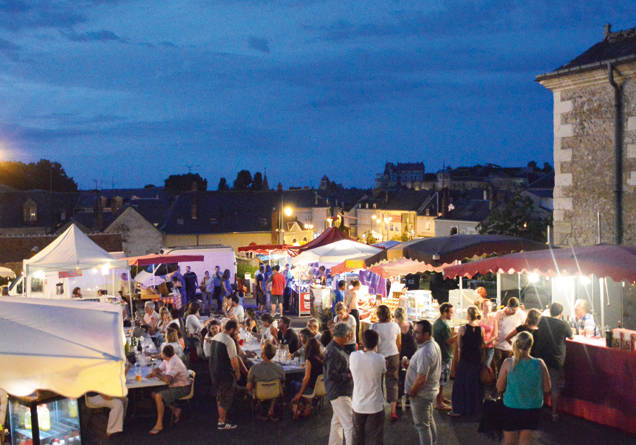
[0,1,634,189]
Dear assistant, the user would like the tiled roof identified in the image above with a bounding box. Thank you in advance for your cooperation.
[537,26,636,79]
[0,191,79,231]
[442,200,491,222]
[357,190,434,211]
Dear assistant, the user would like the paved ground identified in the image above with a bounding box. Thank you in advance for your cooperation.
[85,355,633,445]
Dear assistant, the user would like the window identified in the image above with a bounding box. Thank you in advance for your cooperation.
[23,199,37,224]
[177,218,184,225]
[209,217,217,224]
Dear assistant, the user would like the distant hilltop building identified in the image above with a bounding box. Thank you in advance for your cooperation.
[375,162,431,191]
[536,24,636,246]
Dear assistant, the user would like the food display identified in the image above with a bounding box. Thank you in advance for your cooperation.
[404,290,433,320]
[9,394,82,445]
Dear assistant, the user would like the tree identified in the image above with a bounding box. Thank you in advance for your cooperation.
[543,162,553,173]
[252,172,264,191]
[527,161,538,170]
[477,193,550,242]
[362,231,378,245]
[218,177,229,191]
[164,173,208,194]
[0,159,77,191]
[233,170,252,190]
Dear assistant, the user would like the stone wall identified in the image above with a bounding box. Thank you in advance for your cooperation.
[546,63,636,246]
[104,207,162,256]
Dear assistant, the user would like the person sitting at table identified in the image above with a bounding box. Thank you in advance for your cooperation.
[277,316,300,355]
[307,318,322,342]
[159,326,185,361]
[244,308,259,334]
[320,320,335,348]
[247,342,285,421]
[292,337,324,419]
[334,302,357,354]
[147,344,191,434]
[158,307,179,335]
[85,390,128,438]
[292,328,315,360]
[260,313,278,345]
[143,301,160,336]
[204,319,222,358]
[227,295,245,322]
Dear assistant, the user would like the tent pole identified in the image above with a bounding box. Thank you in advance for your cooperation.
[517,272,521,302]
[128,268,134,320]
[152,264,156,287]
[496,272,502,308]
[599,277,605,330]
[458,275,463,310]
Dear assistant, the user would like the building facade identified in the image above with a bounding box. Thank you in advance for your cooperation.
[537,25,636,246]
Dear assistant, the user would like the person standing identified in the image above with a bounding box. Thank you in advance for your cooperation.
[183,266,198,305]
[334,302,357,354]
[479,299,498,368]
[532,302,572,421]
[222,269,232,306]
[283,263,294,313]
[271,265,286,316]
[394,307,417,411]
[449,305,484,417]
[371,305,401,421]
[345,280,361,343]
[350,329,386,445]
[212,265,224,313]
[493,298,526,375]
[201,270,212,313]
[209,320,241,430]
[497,332,551,445]
[432,303,456,411]
[333,280,346,316]
[264,265,273,309]
[405,320,442,445]
[324,322,355,445]
[574,299,597,336]
[255,264,266,315]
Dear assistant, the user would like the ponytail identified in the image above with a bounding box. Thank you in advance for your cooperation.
[511,331,533,372]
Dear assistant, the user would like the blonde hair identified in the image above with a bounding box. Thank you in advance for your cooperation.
[394,307,406,323]
[511,331,533,371]
[466,305,482,322]
[166,327,179,343]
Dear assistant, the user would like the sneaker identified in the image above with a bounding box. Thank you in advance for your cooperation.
[217,423,238,430]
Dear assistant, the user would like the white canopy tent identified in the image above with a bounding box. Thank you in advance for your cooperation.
[0,266,16,279]
[291,239,382,266]
[22,224,129,298]
[0,297,127,398]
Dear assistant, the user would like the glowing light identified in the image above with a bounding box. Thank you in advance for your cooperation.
[284,206,293,217]
[101,264,111,276]
[33,270,46,279]
[527,273,540,283]
[579,275,592,285]
[371,215,377,220]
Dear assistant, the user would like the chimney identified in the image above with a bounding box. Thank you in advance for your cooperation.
[95,192,104,231]
[604,23,612,38]
[191,185,198,220]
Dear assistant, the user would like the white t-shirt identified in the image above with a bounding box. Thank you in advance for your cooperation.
[371,322,401,357]
[160,341,185,360]
[211,332,237,360]
[159,355,190,387]
[334,314,357,345]
[228,305,245,322]
[495,309,527,351]
[185,314,203,336]
[350,350,386,414]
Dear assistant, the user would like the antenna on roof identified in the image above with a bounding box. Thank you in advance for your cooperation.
[604,23,612,39]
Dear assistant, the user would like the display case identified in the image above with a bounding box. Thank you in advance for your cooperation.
[405,290,434,320]
[8,392,81,445]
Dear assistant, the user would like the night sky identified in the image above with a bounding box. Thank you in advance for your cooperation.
[0,1,634,189]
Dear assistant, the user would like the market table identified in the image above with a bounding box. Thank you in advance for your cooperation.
[126,364,166,390]
[559,335,636,434]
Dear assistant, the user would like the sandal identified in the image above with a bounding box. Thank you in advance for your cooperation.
[149,427,163,435]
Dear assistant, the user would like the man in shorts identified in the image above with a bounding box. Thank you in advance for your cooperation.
[148,345,191,434]
[209,319,241,430]
[270,265,286,316]
[432,303,456,411]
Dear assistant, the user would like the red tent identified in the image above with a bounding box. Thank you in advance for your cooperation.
[298,227,353,252]
[443,244,636,284]
[237,243,297,256]
[124,253,204,266]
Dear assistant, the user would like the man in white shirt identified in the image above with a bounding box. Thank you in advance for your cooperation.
[227,295,245,322]
[493,297,526,374]
[143,301,160,334]
[350,329,386,445]
[405,320,442,445]
[147,345,191,434]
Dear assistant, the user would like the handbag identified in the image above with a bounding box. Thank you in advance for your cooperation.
[478,397,504,440]
[480,364,496,385]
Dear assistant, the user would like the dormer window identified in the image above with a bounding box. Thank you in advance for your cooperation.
[177,217,184,225]
[23,199,37,224]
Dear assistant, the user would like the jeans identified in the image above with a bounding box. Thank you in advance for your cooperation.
[329,396,354,445]
[353,410,384,445]
[484,348,494,368]
[410,397,437,445]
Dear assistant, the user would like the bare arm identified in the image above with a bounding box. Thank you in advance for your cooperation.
[496,358,510,394]
[504,327,518,344]
[396,331,402,353]
[490,317,499,347]
[230,356,241,380]
[293,360,313,401]
[539,359,551,394]
[408,373,428,397]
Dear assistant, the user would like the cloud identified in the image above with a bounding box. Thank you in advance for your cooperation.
[0,0,86,31]
[62,29,125,43]
[248,36,270,53]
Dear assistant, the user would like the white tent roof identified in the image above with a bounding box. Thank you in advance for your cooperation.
[0,297,127,398]
[24,224,127,273]
[291,239,382,266]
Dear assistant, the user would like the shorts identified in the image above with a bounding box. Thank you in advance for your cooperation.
[439,358,452,387]
[214,379,235,410]
[502,406,541,431]
[156,385,190,405]
[271,294,282,305]
[548,366,565,392]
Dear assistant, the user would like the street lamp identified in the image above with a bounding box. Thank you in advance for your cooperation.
[284,206,293,217]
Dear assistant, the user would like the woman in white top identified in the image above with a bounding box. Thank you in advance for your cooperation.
[334,302,357,354]
[371,304,402,421]
[184,302,204,336]
[159,327,185,361]
[344,280,361,343]
[260,313,278,344]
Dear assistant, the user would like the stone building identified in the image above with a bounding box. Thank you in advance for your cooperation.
[537,25,636,246]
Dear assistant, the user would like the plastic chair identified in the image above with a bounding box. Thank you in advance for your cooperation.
[301,375,326,410]
[178,370,196,405]
[251,379,283,418]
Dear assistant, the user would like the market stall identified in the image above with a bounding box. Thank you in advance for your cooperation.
[443,244,636,434]
[0,298,127,444]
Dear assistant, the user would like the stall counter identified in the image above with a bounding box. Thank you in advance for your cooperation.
[558,335,636,434]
